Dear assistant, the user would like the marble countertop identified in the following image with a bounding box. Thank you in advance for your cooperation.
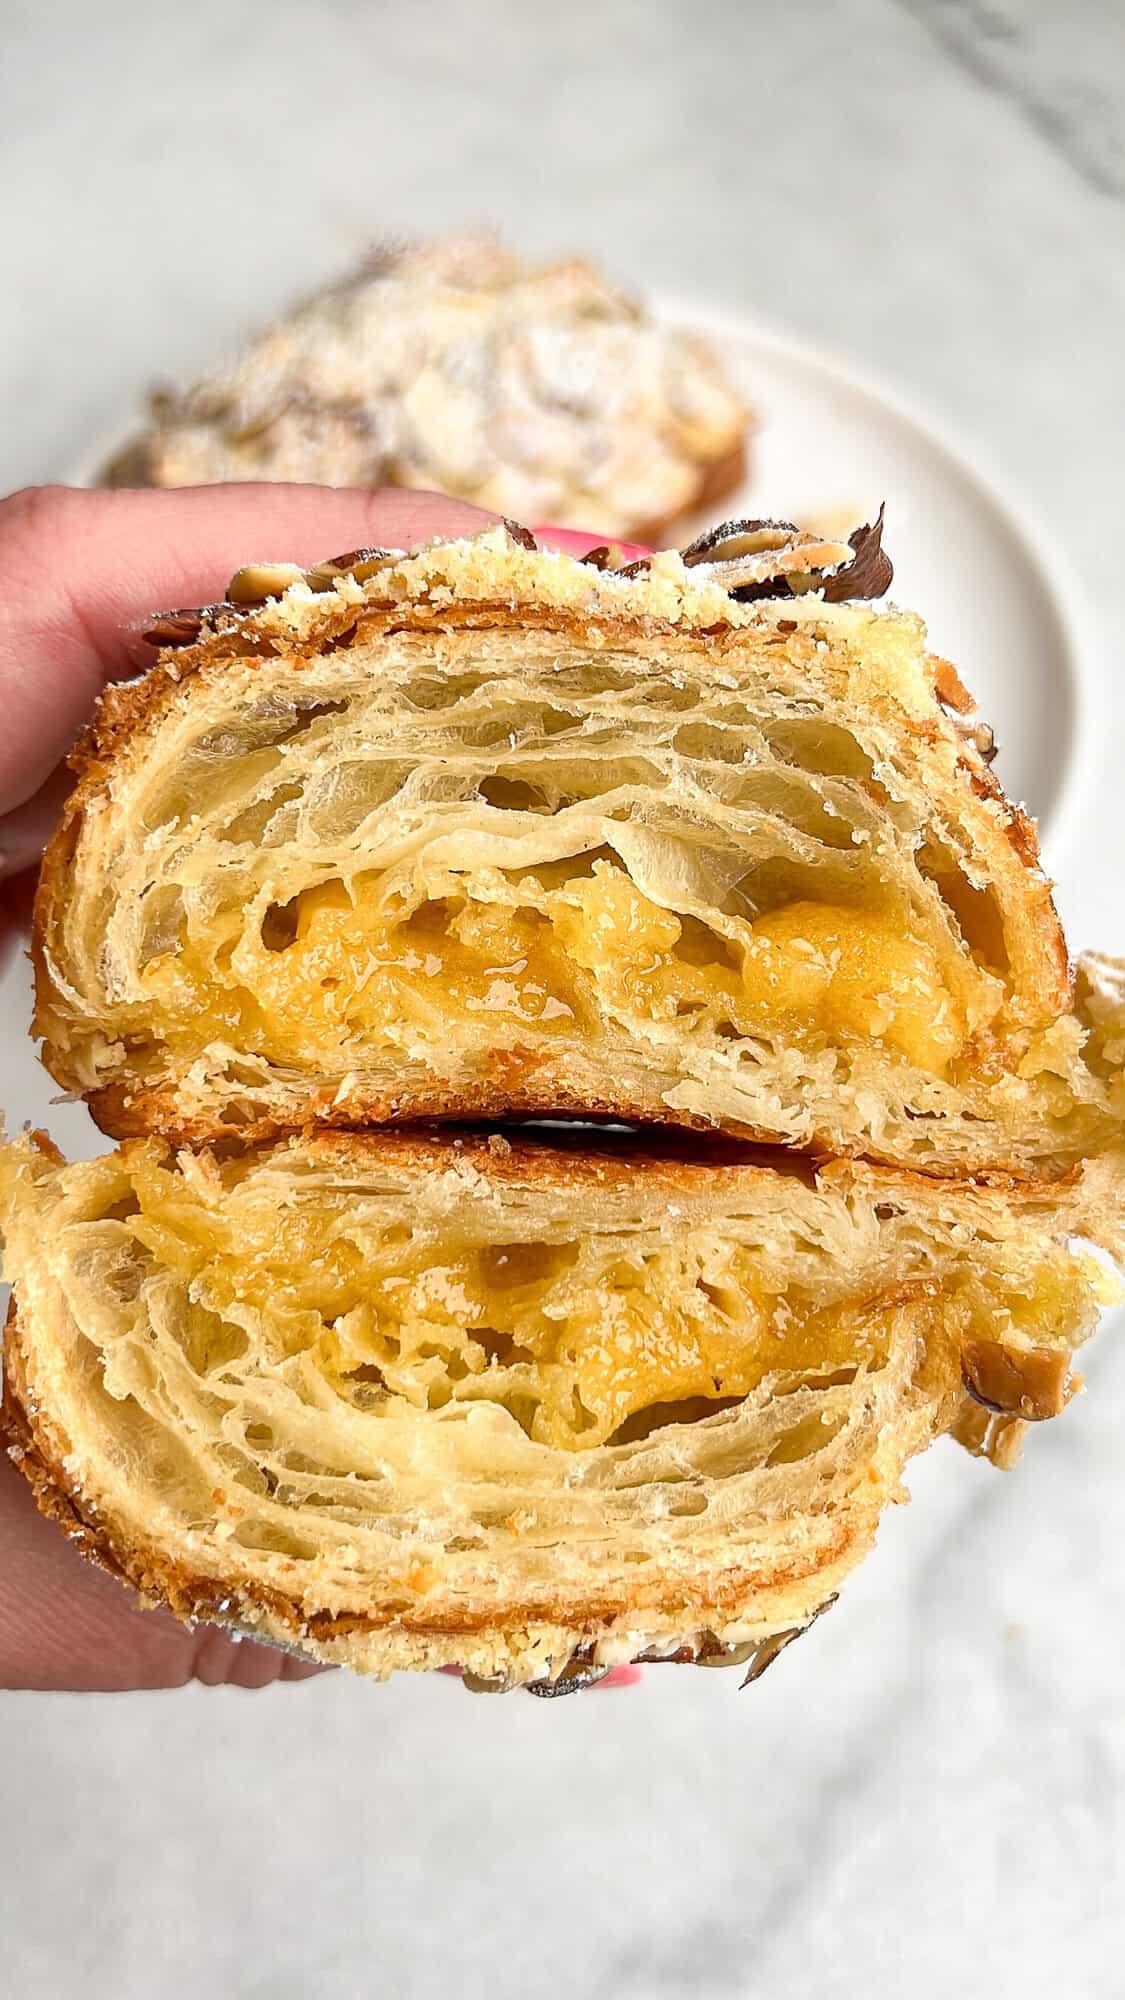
[4,2,1125,1994]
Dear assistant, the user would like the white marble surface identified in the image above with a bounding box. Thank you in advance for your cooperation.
[4,1,1125,1993]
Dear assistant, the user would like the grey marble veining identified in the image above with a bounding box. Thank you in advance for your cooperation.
[3,2,1125,1994]
[894,0,1125,197]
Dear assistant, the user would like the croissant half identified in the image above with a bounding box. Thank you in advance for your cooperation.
[2,1126,1120,1688]
[34,521,1119,1175]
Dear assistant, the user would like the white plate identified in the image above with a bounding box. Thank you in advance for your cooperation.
[71,302,1090,851]
[659,299,1090,858]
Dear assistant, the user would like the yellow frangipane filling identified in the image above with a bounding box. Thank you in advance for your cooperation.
[104,1157,1099,1456]
[117,1163,891,1451]
[554,868,966,1073]
[140,859,968,1076]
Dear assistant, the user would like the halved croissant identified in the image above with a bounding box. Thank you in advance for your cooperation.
[1,1126,1119,1687]
[33,522,1117,1174]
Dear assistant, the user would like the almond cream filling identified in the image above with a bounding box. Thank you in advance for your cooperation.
[49,1146,1100,1461]
[94,1157,915,1454]
[139,859,970,1080]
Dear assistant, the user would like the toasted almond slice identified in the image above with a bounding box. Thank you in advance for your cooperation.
[961,1339,1073,1420]
[226,562,307,606]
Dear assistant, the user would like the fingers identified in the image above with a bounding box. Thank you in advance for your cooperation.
[597,1664,643,1688]
[0,1450,324,1691]
[0,484,497,813]
[0,869,37,966]
[0,1449,638,1693]
[0,766,74,881]
[185,1626,326,1690]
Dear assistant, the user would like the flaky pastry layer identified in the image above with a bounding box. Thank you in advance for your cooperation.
[2,1128,1119,1687]
[34,525,1120,1175]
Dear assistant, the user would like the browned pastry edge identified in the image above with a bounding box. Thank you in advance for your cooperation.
[40,1116,1087,1199]
[84,1066,1061,1184]
[0,1294,860,1681]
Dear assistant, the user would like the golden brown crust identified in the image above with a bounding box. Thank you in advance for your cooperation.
[48,536,1042,893]
[49,1117,1095,1209]
[84,1073,1062,1183]
[932,656,976,714]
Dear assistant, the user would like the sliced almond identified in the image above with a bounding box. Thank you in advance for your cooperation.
[957,720,998,765]
[961,1339,1073,1421]
[501,518,538,551]
[524,1657,610,1698]
[304,548,405,591]
[696,1635,768,1669]
[226,562,307,607]
[950,1398,1027,1469]
[679,516,853,597]
[820,503,893,602]
[142,608,209,648]
[680,517,805,564]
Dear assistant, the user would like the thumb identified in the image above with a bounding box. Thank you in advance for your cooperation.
[0,484,497,815]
